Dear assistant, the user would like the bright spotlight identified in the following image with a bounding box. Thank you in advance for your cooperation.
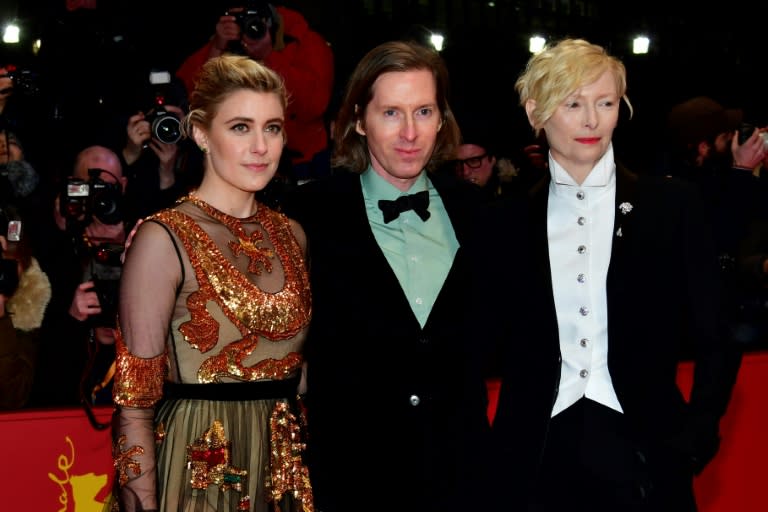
[529,35,546,54]
[430,33,444,52]
[3,23,20,44]
[633,36,650,55]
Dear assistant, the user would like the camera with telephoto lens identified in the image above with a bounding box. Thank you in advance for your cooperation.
[88,242,124,327]
[145,95,182,145]
[738,122,768,147]
[226,1,275,44]
[61,169,123,226]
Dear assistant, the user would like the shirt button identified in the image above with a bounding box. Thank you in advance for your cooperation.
[409,395,421,406]
[577,273,585,283]
[579,306,589,316]
[576,191,585,200]
[579,369,589,378]
[580,338,589,347]
[577,216,586,226]
[410,255,418,262]
[577,245,586,254]
[415,297,423,305]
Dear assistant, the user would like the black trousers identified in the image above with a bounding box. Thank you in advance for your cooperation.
[530,397,696,512]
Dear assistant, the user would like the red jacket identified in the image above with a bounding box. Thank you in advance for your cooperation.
[177,6,334,165]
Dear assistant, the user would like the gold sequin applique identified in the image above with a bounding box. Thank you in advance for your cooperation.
[113,434,145,486]
[112,327,167,408]
[186,420,248,492]
[149,201,311,383]
[267,400,314,511]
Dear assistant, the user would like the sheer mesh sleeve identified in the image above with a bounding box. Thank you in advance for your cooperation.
[113,220,183,511]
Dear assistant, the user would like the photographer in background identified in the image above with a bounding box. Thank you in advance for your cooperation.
[0,130,51,410]
[120,70,193,226]
[30,145,127,409]
[176,0,334,185]
[659,97,768,355]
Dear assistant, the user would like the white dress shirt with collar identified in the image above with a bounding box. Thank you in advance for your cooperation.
[548,143,623,417]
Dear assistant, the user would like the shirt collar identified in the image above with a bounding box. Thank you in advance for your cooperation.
[361,165,430,202]
[549,143,616,188]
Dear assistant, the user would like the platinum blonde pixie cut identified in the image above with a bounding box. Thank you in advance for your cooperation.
[515,38,633,136]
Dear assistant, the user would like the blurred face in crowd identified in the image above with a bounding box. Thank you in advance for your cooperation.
[0,67,12,98]
[242,31,273,60]
[0,132,22,164]
[74,146,127,191]
[356,69,442,191]
[528,70,619,184]
[194,88,285,197]
[455,143,495,187]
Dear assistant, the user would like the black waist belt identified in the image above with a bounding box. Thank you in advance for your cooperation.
[163,376,299,401]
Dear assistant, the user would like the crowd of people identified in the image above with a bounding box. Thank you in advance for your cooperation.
[1,1,766,511]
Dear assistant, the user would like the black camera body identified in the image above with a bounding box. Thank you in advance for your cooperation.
[0,65,40,97]
[61,169,123,226]
[226,1,275,42]
[145,96,182,145]
[738,122,768,147]
[88,242,124,327]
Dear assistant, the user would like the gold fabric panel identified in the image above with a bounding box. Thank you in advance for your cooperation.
[267,400,314,512]
[112,327,167,407]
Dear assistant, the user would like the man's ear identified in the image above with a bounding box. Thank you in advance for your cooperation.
[524,99,538,128]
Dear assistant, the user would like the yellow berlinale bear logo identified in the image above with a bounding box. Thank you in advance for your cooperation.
[48,436,112,511]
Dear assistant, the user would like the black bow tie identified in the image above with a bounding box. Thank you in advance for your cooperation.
[378,190,431,224]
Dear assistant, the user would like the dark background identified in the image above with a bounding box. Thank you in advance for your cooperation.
[3,0,767,169]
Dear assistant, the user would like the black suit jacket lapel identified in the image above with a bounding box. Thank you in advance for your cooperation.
[607,164,640,287]
[529,176,555,301]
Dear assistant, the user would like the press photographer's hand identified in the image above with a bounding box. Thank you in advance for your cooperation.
[68,280,101,321]
[124,112,151,165]
[732,127,767,170]
[212,13,241,54]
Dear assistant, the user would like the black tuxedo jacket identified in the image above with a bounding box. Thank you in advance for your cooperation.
[283,170,492,512]
[488,164,742,506]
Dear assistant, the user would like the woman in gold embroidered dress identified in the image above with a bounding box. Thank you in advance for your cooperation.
[111,55,313,512]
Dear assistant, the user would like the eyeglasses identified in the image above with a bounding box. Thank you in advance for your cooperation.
[455,154,487,169]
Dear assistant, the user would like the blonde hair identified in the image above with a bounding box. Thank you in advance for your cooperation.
[181,55,288,137]
[515,38,632,135]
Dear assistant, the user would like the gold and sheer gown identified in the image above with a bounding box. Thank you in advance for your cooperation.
[112,196,313,512]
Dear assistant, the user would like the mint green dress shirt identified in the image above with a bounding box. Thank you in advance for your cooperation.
[360,167,459,327]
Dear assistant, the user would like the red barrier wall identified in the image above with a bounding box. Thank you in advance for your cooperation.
[3,353,767,511]
[0,406,114,511]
